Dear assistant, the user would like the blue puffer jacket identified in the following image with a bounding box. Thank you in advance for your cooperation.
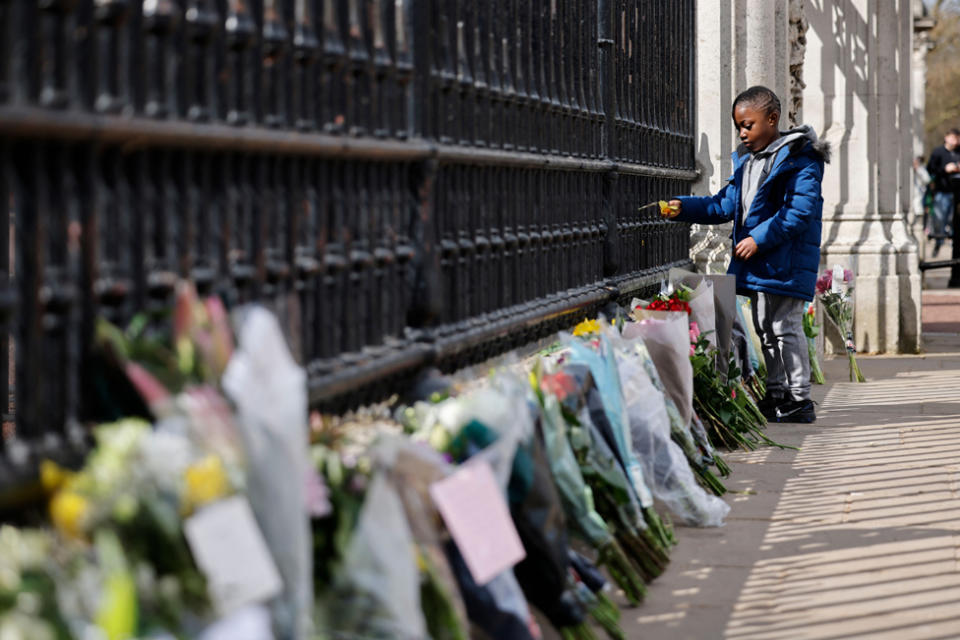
[676,127,830,301]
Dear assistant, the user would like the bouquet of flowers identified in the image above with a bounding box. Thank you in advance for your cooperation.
[736,296,767,401]
[642,289,693,315]
[690,332,780,451]
[1,282,316,640]
[0,525,75,640]
[533,364,647,607]
[802,302,826,385]
[815,267,866,382]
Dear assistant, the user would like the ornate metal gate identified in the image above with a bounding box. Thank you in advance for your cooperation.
[0,0,696,480]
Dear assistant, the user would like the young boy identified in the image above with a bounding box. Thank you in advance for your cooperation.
[662,86,829,423]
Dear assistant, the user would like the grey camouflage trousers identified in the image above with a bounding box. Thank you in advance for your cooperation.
[748,292,811,402]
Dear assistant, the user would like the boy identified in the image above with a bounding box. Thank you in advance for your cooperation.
[662,86,830,423]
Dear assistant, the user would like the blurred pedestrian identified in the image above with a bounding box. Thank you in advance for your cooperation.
[926,129,960,257]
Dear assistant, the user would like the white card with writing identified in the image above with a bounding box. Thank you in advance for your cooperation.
[184,496,283,616]
[832,264,844,293]
[429,460,526,586]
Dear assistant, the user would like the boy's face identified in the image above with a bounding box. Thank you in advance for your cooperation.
[734,103,780,153]
[946,133,959,150]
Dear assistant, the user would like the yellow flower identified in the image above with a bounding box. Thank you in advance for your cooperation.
[93,530,138,640]
[95,571,137,640]
[50,491,90,540]
[573,318,601,337]
[659,200,680,217]
[40,460,74,494]
[182,455,230,513]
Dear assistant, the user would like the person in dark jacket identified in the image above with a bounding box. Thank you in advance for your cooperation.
[661,86,830,424]
[925,128,960,256]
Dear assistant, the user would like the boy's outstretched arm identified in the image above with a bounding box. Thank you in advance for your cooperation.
[663,179,738,225]
[747,161,823,253]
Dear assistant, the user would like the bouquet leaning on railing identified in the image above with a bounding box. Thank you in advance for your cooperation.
[802,302,826,385]
[815,267,866,383]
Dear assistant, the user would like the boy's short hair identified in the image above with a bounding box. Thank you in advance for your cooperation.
[732,86,782,121]
[947,128,960,137]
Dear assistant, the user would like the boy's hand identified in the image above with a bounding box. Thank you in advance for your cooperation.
[659,200,682,219]
[734,236,758,261]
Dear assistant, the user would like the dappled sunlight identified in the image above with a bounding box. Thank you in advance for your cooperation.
[723,371,960,640]
[821,371,960,409]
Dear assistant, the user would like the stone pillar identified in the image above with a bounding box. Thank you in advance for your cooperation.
[912,5,934,159]
[803,0,921,353]
[690,0,790,275]
[912,3,935,235]
[689,0,735,274]
[745,0,779,89]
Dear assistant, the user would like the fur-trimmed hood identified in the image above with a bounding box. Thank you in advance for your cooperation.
[736,125,831,164]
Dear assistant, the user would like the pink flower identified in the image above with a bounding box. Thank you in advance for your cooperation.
[815,272,832,295]
[689,321,701,339]
[689,343,695,357]
[731,388,737,399]
[843,269,854,283]
[125,362,172,417]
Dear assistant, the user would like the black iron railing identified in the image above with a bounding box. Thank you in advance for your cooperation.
[0,0,696,481]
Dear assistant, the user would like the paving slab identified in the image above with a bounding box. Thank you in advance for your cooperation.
[619,347,960,639]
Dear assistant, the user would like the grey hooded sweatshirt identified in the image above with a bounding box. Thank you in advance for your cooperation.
[740,125,822,223]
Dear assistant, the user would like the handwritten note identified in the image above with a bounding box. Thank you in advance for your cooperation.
[429,460,526,586]
[184,496,283,616]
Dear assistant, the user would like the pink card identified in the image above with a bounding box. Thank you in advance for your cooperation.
[429,460,526,586]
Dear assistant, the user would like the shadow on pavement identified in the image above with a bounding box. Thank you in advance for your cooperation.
[626,346,960,640]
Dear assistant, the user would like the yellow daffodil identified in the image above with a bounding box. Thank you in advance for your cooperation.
[40,460,74,494]
[49,491,90,540]
[182,455,230,513]
[572,318,601,337]
[659,200,680,217]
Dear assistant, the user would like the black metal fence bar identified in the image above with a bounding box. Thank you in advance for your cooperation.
[0,0,697,474]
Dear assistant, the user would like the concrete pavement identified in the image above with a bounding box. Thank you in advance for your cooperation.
[622,339,960,640]
[616,301,960,640]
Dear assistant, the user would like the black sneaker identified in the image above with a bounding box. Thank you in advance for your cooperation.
[775,399,816,423]
[756,395,784,422]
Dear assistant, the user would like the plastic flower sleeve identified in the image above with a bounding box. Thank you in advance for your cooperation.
[221,307,312,640]
[686,279,718,352]
[570,405,671,581]
[373,436,470,639]
[433,380,539,639]
[612,344,729,527]
[323,471,428,639]
[435,377,532,492]
[564,335,654,510]
[509,422,588,630]
[731,312,755,381]
[737,296,765,372]
[669,270,738,367]
[623,337,700,460]
[534,383,648,606]
[537,392,612,547]
[622,313,694,428]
